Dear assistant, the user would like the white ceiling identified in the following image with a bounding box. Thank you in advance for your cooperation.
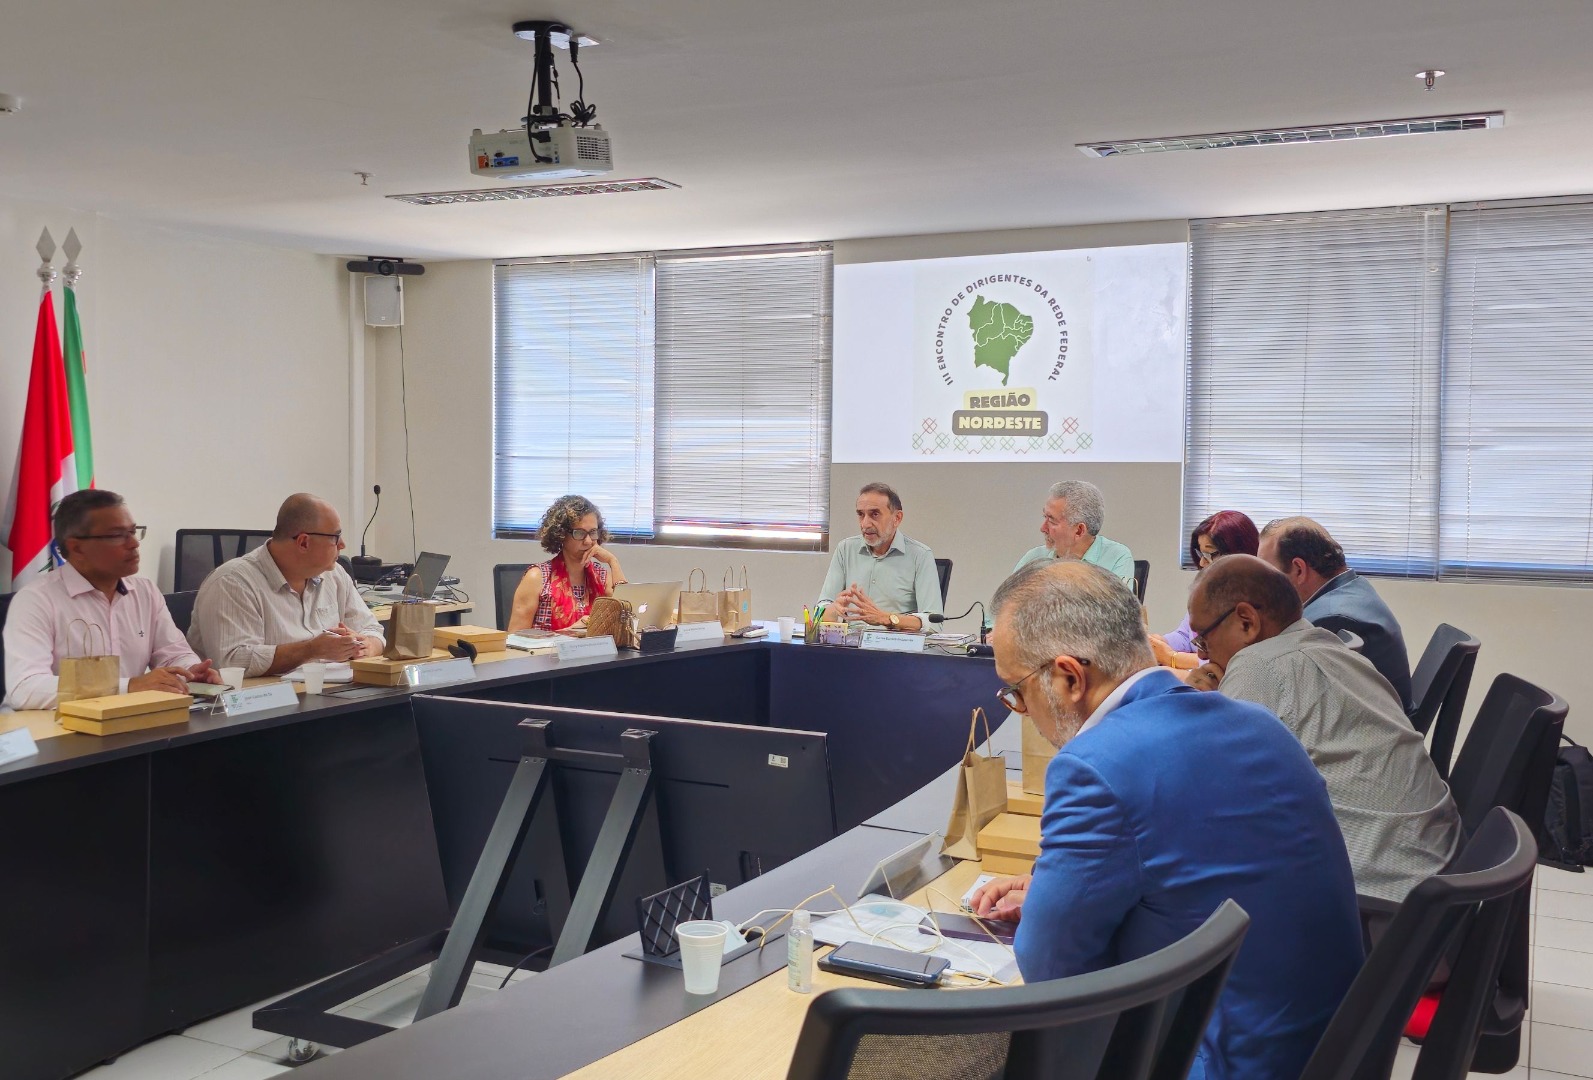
[4,0,1592,260]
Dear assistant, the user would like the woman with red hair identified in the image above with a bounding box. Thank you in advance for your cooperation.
[1151,510,1259,668]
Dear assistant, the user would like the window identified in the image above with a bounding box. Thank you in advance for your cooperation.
[1442,201,1593,583]
[493,257,655,538]
[1185,207,1445,575]
[493,244,832,550]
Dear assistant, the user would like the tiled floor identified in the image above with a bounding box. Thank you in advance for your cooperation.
[77,869,1593,1078]
[79,961,531,1079]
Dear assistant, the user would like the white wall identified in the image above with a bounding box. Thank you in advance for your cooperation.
[0,195,353,589]
[373,219,1591,744]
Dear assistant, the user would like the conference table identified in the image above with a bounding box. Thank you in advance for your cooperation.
[0,632,1008,1080]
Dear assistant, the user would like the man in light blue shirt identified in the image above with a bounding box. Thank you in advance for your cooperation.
[1011,480,1136,586]
[816,483,942,631]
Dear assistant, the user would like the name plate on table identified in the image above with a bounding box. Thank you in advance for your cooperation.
[0,728,40,767]
[673,621,725,645]
[860,631,927,654]
[405,657,476,690]
[221,682,301,717]
[556,635,619,662]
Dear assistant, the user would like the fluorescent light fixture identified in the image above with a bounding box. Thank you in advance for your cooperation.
[388,178,679,205]
[1078,111,1503,158]
[658,524,823,542]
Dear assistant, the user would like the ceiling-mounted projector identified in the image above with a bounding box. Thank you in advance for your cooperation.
[470,125,613,180]
[469,18,612,182]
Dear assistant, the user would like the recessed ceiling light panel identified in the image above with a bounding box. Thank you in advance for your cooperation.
[1078,111,1503,158]
[387,177,680,205]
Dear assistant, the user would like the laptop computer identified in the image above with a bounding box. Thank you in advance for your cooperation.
[613,581,683,630]
[403,552,451,600]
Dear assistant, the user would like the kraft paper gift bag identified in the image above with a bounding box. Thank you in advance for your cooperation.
[677,568,719,624]
[57,621,121,711]
[384,601,437,660]
[587,596,641,649]
[943,708,1009,860]
[718,567,753,632]
[1021,714,1057,795]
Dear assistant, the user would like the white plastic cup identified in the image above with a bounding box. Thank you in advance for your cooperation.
[777,617,796,642]
[676,920,728,995]
[220,667,246,691]
[302,662,326,695]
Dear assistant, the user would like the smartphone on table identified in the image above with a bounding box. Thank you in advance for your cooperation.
[816,941,950,987]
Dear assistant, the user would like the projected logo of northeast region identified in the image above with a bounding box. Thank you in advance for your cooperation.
[953,389,1047,437]
[968,295,1033,386]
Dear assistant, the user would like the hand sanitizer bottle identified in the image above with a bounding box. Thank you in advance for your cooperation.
[787,909,814,993]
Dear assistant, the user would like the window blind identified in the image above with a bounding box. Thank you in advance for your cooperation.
[1185,207,1445,576]
[653,246,832,550]
[492,257,656,539]
[1441,201,1593,583]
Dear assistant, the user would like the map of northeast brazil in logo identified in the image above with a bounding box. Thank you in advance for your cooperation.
[911,258,1094,458]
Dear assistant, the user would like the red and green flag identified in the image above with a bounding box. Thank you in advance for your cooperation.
[61,282,94,490]
[3,288,79,587]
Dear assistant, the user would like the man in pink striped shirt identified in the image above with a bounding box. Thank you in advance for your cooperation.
[3,489,219,710]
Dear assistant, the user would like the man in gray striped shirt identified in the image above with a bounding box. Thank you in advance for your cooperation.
[1186,555,1461,903]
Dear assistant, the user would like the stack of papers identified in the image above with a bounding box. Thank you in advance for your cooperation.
[280,663,354,683]
[811,895,1018,983]
[506,632,561,653]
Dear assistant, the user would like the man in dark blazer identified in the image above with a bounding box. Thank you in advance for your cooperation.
[973,560,1362,1080]
[1258,516,1413,711]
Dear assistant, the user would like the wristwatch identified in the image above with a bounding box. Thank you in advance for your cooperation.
[888,614,901,629]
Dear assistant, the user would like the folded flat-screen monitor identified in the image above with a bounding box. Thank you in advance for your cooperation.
[410,695,837,956]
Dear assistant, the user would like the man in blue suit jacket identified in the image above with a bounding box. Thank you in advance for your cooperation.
[973,561,1362,1080]
[1259,516,1413,712]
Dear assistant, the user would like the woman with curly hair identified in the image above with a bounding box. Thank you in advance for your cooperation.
[1149,510,1259,671]
[507,495,629,633]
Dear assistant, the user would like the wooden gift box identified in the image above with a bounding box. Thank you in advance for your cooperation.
[351,650,452,686]
[57,690,192,736]
[976,812,1040,876]
[433,624,508,653]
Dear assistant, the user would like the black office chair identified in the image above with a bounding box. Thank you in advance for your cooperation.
[784,899,1249,1080]
[493,563,534,630]
[1299,807,1537,1080]
[0,591,14,697]
[1441,673,1567,1071]
[1406,624,1481,781]
[164,590,200,636]
[933,559,952,609]
[1132,560,1149,604]
[173,529,272,592]
[1335,628,1365,653]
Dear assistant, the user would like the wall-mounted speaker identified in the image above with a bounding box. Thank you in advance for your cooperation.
[364,275,404,327]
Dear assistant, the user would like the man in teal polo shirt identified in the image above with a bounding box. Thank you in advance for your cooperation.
[816,483,942,631]
[1011,480,1135,587]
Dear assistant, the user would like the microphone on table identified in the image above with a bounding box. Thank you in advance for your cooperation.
[928,601,988,643]
[353,484,382,566]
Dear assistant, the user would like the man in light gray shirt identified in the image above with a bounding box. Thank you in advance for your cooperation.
[1186,555,1461,903]
[189,494,385,676]
[816,483,942,631]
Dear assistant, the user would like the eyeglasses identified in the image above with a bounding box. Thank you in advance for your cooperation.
[300,531,343,543]
[569,528,601,541]
[1190,607,1238,653]
[1196,548,1221,567]
[75,525,146,544]
[996,656,1090,713]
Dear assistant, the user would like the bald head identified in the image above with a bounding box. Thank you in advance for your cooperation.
[273,493,336,541]
[1192,554,1303,633]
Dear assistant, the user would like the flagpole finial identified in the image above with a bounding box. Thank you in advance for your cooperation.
[62,228,83,286]
[35,227,57,287]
